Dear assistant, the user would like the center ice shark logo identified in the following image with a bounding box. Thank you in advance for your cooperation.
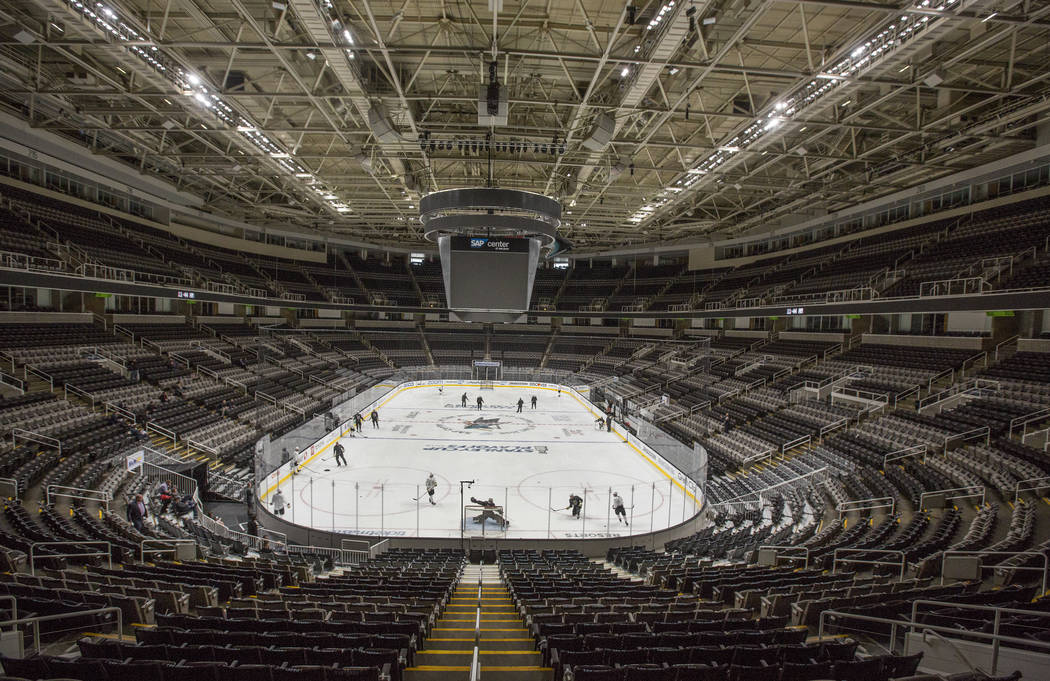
[463,416,501,430]
[436,413,533,435]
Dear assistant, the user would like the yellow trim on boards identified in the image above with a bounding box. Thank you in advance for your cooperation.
[260,381,701,509]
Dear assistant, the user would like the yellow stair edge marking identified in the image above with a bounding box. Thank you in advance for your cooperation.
[428,638,532,642]
[442,618,522,622]
[420,650,540,655]
[408,666,551,672]
[433,627,527,632]
[83,632,137,641]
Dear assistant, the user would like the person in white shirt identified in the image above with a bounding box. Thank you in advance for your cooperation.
[425,473,438,505]
[612,492,628,526]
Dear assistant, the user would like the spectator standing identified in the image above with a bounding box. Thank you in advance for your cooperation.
[127,494,148,531]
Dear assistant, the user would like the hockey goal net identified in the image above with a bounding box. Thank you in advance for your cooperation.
[463,504,508,537]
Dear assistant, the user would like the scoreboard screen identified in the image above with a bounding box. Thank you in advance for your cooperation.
[440,236,538,314]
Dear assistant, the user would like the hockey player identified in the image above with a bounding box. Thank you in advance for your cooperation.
[354,413,364,431]
[612,492,628,525]
[476,395,484,410]
[461,393,468,408]
[272,489,286,516]
[566,493,583,519]
[425,473,437,505]
[470,496,508,528]
[594,416,605,430]
[333,440,347,467]
[517,398,524,413]
[531,395,537,409]
[370,410,380,429]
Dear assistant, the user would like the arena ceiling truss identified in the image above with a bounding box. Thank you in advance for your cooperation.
[0,0,1048,250]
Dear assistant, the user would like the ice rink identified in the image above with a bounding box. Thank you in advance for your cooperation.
[273,383,701,539]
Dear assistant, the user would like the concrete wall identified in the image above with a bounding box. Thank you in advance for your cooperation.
[687,184,1050,271]
[628,327,673,337]
[779,331,848,343]
[167,220,327,263]
[0,174,326,264]
[299,318,348,328]
[356,319,415,330]
[0,311,92,324]
[1019,338,1050,353]
[862,333,984,350]
[560,325,619,335]
[725,329,768,339]
[257,499,708,558]
[946,311,991,334]
[110,314,185,325]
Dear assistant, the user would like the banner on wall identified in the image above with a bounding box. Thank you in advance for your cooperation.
[126,450,144,472]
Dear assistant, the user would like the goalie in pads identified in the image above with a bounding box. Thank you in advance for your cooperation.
[469,496,509,528]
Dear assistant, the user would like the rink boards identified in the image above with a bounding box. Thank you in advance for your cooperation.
[258,380,703,540]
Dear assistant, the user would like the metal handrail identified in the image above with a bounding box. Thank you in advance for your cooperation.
[1014,476,1050,503]
[832,548,906,580]
[994,334,1020,361]
[817,605,1050,676]
[0,606,122,654]
[909,599,1050,676]
[0,476,18,499]
[883,444,926,468]
[1009,407,1050,437]
[139,538,196,561]
[367,538,390,558]
[11,428,61,456]
[285,544,368,565]
[940,550,1049,595]
[104,400,137,423]
[837,496,895,517]
[757,545,810,569]
[28,541,112,576]
[944,426,990,450]
[0,371,25,394]
[45,484,112,509]
[919,485,985,511]
[146,422,177,443]
[0,595,16,623]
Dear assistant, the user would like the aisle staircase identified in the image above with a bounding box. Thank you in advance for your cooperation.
[405,563,550,680]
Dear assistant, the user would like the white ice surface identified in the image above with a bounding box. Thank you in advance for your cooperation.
[283,384,699,538]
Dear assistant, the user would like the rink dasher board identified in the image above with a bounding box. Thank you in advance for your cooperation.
[257,379,701,510]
